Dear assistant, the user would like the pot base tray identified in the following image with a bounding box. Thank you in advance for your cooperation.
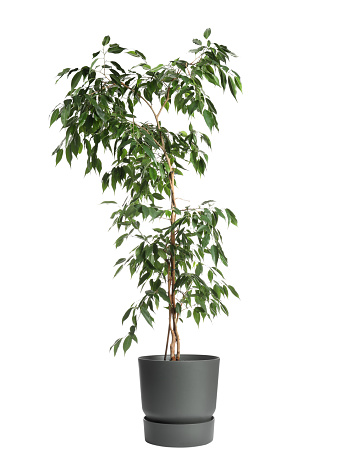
[143,416,215,447]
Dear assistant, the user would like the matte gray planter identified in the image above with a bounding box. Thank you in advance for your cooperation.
[138,354,220,447]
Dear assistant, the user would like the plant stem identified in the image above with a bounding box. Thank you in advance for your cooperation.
[164,316,171,360]
[169,166,180,360]
[164,261,172,360]
[149,102,180,361]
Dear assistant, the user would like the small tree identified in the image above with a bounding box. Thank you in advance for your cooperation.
[50,28,242,360]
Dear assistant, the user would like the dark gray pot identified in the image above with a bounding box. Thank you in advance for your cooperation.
[138,354,220,447]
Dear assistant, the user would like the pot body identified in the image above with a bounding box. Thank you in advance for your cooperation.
[138,354,220,447]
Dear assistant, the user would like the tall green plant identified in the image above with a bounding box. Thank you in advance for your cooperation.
[50,28,242,360]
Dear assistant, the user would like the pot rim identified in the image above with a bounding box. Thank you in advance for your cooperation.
[138,354,220,362]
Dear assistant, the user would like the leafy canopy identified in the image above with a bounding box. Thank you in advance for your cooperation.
[50,28,242,356]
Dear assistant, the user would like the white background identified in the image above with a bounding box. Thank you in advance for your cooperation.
[1,0,362,472]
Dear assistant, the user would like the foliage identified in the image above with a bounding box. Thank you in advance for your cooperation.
[50,28,242,358]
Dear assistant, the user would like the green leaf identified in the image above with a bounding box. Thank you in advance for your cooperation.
[189,47,204,54]
[142,144,157,165]
[141,205,149,219]
[149,207,159,219]
[135,50,146,60]
[110,338,123,356]
[149,168,157,181]
[225,208,238,226]
[200,133,211,148]
[210,245,219,265]
[66,68,78,78]
[208,270,213,283]
[90,58,98,69]
[158,249,168,260]
[206,98,217,114]
[213,283,221,299]
[187,310,192,318]
[210,302,217,317]
[149,64,164,73]
[234,75,243,92]
[204,28,211,39]
[71,70,83,90]
[193,39,202,45]
[60,105,71,127]
[55,149,63,166]
[200,212,212,226]
[113,265,124,278]
[95,157,102,174]
[204,72,220,87]
[110,60,125,71]
[95,105,106,121]
[218,69,227,90]
[203,109,214,131]
[102,35,110,46]
[123,335,132,354]
[188,100,199,115]
[130,333,138,343]
[50,109,59,127]
[228,75,238,101]
[65,146,72,166]
[158,287,170,303]
[193,309,200,326]
[228,285,240,298]
[195,262,203,276]
[56,67,70,78]
[213,267,225,278]
[219,251,228,266]
[138,272,150,287]
[108,45,125,54]
[220,302,229,316]
[115,233,129,248]
[141,305,154,327]
[152,193,164,200]
[78,111,88,127]
[215,207,225,219]
[122,308,133,324]
[127,50,146,60]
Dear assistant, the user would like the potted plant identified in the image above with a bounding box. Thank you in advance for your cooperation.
[50,28,242,447]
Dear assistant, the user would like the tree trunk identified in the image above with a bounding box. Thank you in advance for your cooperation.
[156,120,180,361]
[166,168,180,360]
[165,259,176,360]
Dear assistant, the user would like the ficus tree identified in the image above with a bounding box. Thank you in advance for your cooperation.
[50,28,242,361]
